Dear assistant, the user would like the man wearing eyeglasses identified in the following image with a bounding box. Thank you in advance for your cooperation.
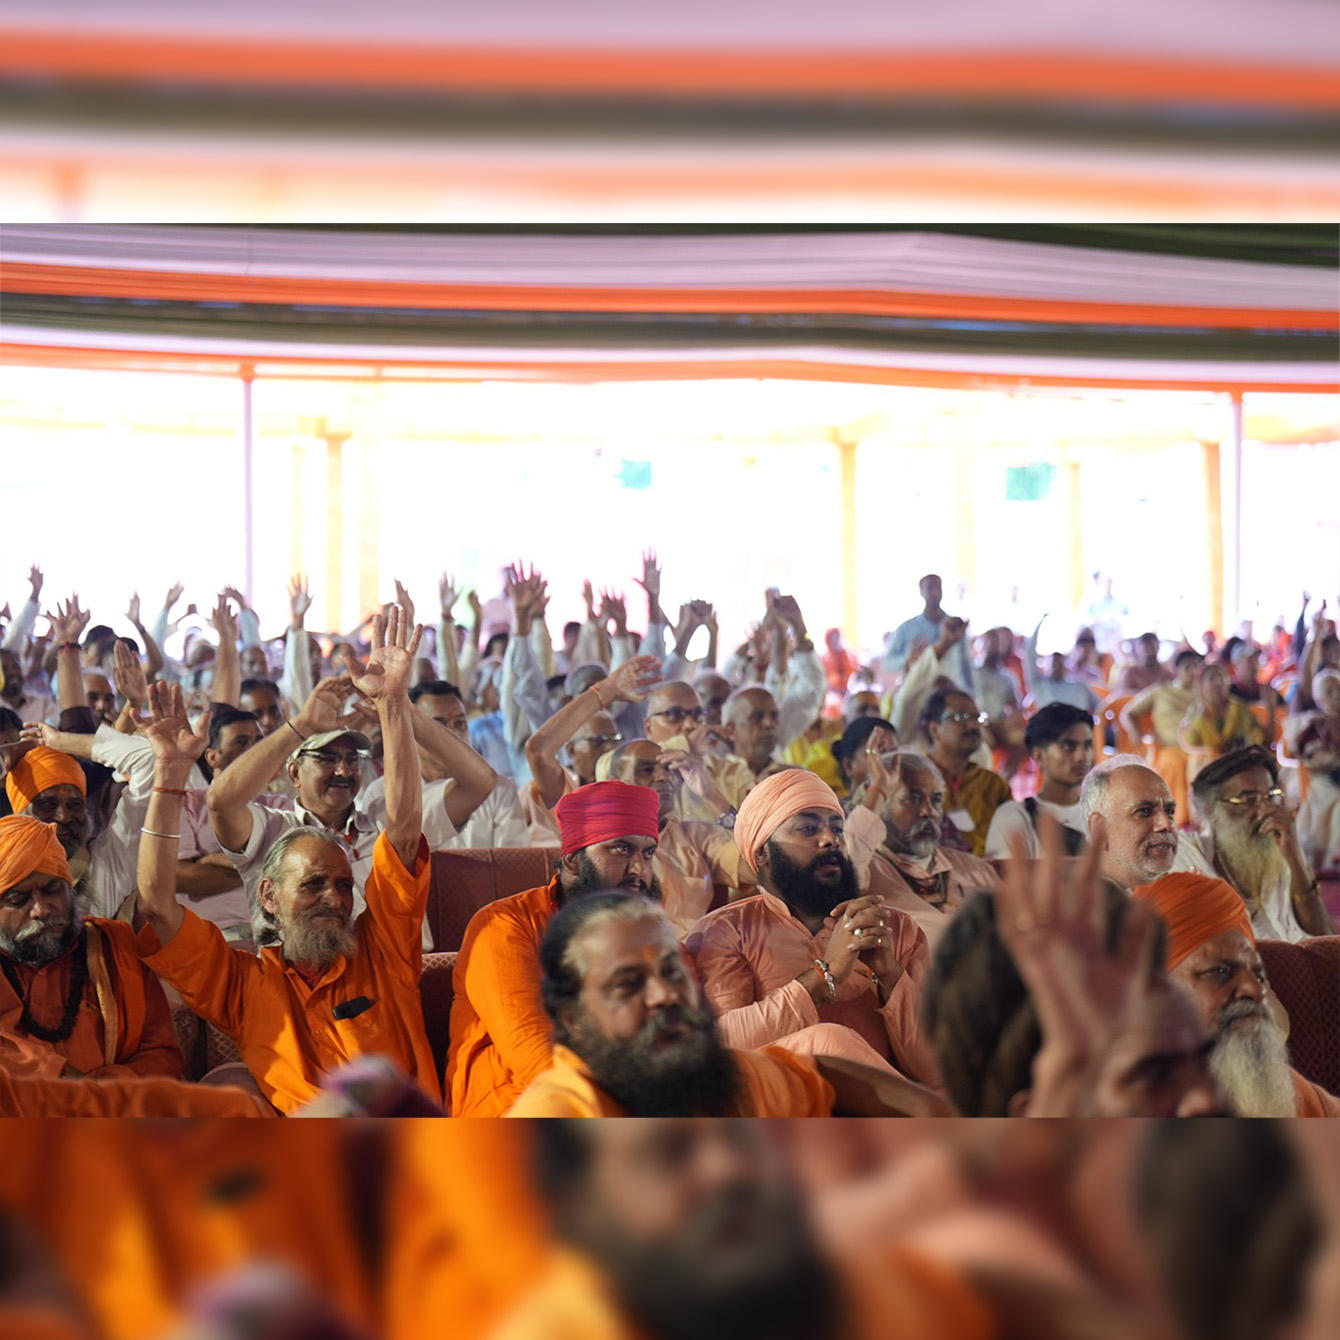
[1182,747,1335,941]
[919,687,1012,859]
[643,680,753,824]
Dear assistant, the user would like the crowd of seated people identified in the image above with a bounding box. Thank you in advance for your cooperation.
[0,556,1336,1122]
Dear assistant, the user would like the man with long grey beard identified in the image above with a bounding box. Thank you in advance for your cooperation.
[1133,871,1340,1117]
[1186,746,1335,941]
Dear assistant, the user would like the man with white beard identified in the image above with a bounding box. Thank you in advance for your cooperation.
[1079,755,1180,891]
[1133,871,1340,1116]
[1183,746,1335,941]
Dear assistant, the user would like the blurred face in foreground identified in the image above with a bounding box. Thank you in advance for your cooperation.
[558,1120,838,1340]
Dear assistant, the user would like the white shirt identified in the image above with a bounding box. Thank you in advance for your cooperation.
[984,797,1085,860]
[179,787,293,932]
[1175,832,1312,944]
[360,774,521,851]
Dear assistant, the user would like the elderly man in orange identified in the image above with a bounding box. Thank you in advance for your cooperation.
[447,778,664,1116]
[0,813,183,1082]
[509,891,947,1117]
[490,1121,994,1340]
[685,769,940,1088]
[1132,871,1340,1117]
[134,608,440,1115]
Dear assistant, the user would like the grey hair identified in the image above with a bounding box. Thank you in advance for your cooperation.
[885,749,945,788]
[1078,754,1150,828]
[259,825,349,889]
[566,662,608,698]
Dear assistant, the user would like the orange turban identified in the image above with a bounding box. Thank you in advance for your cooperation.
[0,814,72,893]
[5,746,86,814]
[1132,873,1254,969]
[734,769,843,871]
[554,779,661,855]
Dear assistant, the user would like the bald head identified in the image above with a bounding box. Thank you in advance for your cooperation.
[725,687,781,774]
[1082,759,1179,889]
[608,739,674,823]
[644,681,703,745]
[843,690,882,724]
[693,673,732,725]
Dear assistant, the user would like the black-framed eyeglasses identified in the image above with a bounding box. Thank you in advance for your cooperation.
[648,707,705,725]
[579,733,624,748]
[1218,789,1284,809]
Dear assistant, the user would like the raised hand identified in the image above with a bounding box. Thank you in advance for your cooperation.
[393,578,416,627]
[466,590,483,626]
[295,674,354,736]
[994,816,1161,1113]
[438,573,459,619]
[113,639,149,712]
[603,653,663,705]
[635,549,662,601]
[221,584,250,610]
[45,595,90,645]
[582,579,596,620]
[210,594,239,643]
[288,574,313,625]
[141,681,211,770]
[164,582,185,610]
[344,606,423,703]
[692,600,717,631]
[771,593,806,636]
[599,590,627,633]
[27,564,43,601]
[125,591,142,626]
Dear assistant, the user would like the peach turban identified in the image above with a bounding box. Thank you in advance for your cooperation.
[1132,873,1254,969]
[5,746,86,814]
[555,779,661,856]
[0,814,72,893]
[734,769,843,872]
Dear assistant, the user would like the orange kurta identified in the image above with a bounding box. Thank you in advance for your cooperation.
[0,1068,268,1117]
[0,919,183,1080]
[137,833,437,1114]
[446,878,561,1117]
[506,1042,835,1117]
[1293,1068,1340,1117]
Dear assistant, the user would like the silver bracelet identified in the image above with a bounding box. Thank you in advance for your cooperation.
[812,957,837,1003]
[140,827,181,840]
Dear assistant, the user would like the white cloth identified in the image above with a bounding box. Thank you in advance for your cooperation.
[765,648,827,750]
[984,797,1085,859]
[972,664,1019,722]
[7,691,58,726]
[883,612,974,689]
[361,774,522,851]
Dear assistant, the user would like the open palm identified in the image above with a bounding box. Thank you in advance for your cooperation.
[347,607,422,702]
[140,682,209,768]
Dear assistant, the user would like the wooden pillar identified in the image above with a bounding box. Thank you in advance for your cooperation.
[835,430,859,645]
[1203,439,1224,636]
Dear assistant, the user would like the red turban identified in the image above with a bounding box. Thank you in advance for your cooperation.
[5,746,86,815]
[734,769,843,872]
[555,780,661,856]
[0,814,72,893]
[1132,872,1255,969]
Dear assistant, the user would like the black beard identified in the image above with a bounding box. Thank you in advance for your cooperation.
[585,1184,843,1340]
[563,852,663,905]
[567,1002,743,1118]
[764,843,858,922]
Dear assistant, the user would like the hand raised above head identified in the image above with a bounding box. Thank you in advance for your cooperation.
[141,681,210,769]
[346,606,423,703]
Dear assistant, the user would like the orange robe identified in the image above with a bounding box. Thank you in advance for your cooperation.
[1293,1068,1340,1116]
[0,920,183,1080]
[137,833,439,1114]
[384,1123,552,1340]
[0,1068,268,1116]
[446,878,561,1116]
[506,1042,835,1117]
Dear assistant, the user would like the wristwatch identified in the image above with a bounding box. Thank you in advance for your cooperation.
[716,808,737,831]
[812,958,837,1003]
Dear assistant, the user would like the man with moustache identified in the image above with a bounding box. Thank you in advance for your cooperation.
[1133,872,1340,1116]
[446,778,666,1116]
[686,770,939,1086]
[844,750,1000,954]
[136,611,441,1114]
[1079,755,1181,891]
[920,686,1011,858]
[0,813,183,1080]
[1185,747,1334,941]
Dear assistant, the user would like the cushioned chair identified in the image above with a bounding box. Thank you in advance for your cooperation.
[1257,935,1340,1096]
[419,950,456,1087]
[425,846,562,952]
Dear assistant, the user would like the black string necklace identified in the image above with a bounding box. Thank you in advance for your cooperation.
[0,945,88,1044]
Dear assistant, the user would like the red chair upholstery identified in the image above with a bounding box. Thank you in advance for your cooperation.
[1257,936,1340,1096]
[426,847,561,952]
[419,950,457,1087]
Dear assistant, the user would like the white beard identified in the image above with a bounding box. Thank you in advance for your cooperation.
[1212,819,1290,911]
[1209,1011,1296,1117]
